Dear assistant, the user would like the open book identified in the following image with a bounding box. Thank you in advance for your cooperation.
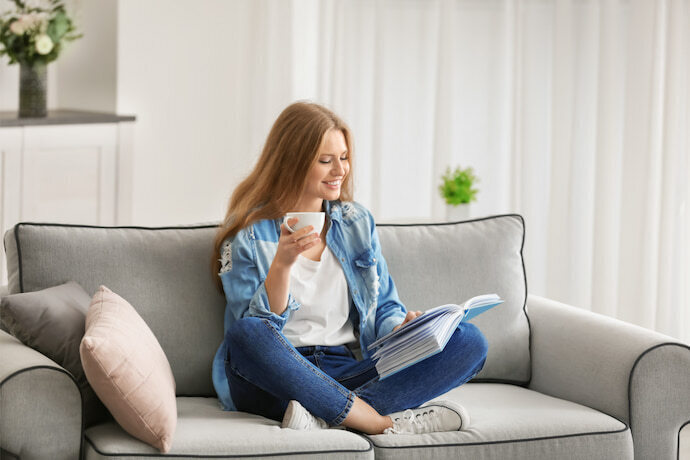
[367,294,504,380]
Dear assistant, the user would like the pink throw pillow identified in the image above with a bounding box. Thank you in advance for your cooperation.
[80,286,177,452]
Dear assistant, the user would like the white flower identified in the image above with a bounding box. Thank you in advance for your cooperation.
[9,19,26,35]
[35,34,53,55]
[10,12,47,33]
[33,12,51,32]
[21,13,37,28]
[23,12,49,31]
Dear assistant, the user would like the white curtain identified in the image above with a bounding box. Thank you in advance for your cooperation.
[230,0,690,341]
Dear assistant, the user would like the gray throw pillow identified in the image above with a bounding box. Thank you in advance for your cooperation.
[0,281,109,426]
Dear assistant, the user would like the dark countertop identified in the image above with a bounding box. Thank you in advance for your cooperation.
[0,109,136,127]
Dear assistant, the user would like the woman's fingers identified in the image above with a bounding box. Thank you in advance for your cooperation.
[404,310,423,324]
[294,225,315,240]
[282,223,315,240]
[303,236,321,250]
[281,222,316,245]
[276,220,321,265]
[408,311,420,320]
[291,232,320,251]
[281,218,299,235]
[278,218,321,262]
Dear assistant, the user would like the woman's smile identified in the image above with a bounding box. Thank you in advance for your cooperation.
[323,179,342,190]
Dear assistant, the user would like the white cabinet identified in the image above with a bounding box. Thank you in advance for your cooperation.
[0,110,135,284]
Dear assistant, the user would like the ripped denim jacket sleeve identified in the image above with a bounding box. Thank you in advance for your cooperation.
[218,230,300,331]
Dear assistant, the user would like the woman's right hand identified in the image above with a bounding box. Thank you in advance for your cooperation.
[273,218,321,268]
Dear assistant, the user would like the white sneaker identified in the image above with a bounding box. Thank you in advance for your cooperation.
[281,400,329,430]
[383,400,470,434]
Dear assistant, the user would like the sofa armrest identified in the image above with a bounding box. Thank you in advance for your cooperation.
[0,329,82,460]
[527,294,690,459]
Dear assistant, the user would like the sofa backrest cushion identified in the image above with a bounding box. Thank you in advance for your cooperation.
[377,215,530,383]
[4,223,225,397]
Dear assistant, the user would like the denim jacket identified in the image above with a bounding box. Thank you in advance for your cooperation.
[212,200,408,411]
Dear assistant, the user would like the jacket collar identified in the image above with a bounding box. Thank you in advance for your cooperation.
[323,200,342,223]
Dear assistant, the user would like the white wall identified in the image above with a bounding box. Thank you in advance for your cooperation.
[116,0,299,226]
[1,0,263,226]
[57,0,117,112]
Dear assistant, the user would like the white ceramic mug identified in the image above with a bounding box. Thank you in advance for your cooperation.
[283,212,325,235]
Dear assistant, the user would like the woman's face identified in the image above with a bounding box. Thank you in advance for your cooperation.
[295,129,350,211]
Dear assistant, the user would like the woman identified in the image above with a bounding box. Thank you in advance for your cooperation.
[211,101,488,435]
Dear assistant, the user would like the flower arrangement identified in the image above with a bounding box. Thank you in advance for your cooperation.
[439,166,479,206]
[0,0,81,66]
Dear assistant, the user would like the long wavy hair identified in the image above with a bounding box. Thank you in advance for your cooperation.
[212,101,354,286]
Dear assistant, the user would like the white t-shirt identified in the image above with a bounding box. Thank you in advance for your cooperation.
[282,247,357,347]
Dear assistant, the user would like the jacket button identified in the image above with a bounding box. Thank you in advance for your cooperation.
[373,258,376,262]
[341,257,345,262]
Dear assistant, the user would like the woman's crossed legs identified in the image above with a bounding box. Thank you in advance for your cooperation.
[225,316,488,434]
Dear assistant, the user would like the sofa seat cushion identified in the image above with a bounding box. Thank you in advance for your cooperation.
[84,397,373,460]
[367,383,633,460]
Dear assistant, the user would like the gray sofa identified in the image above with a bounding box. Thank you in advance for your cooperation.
[1,215,688,459]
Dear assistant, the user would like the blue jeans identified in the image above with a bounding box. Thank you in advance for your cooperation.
[225,317,488,427]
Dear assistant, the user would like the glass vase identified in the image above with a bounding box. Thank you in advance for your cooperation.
[19,61,48,118]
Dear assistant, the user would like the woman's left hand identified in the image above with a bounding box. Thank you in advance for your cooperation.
[392,310,423,332]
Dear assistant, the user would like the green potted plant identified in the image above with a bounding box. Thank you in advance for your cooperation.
[0,0,82,118]
[439,165,479,221]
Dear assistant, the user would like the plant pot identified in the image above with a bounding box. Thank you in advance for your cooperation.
[19,61,48,118]
[446,203,471,222]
